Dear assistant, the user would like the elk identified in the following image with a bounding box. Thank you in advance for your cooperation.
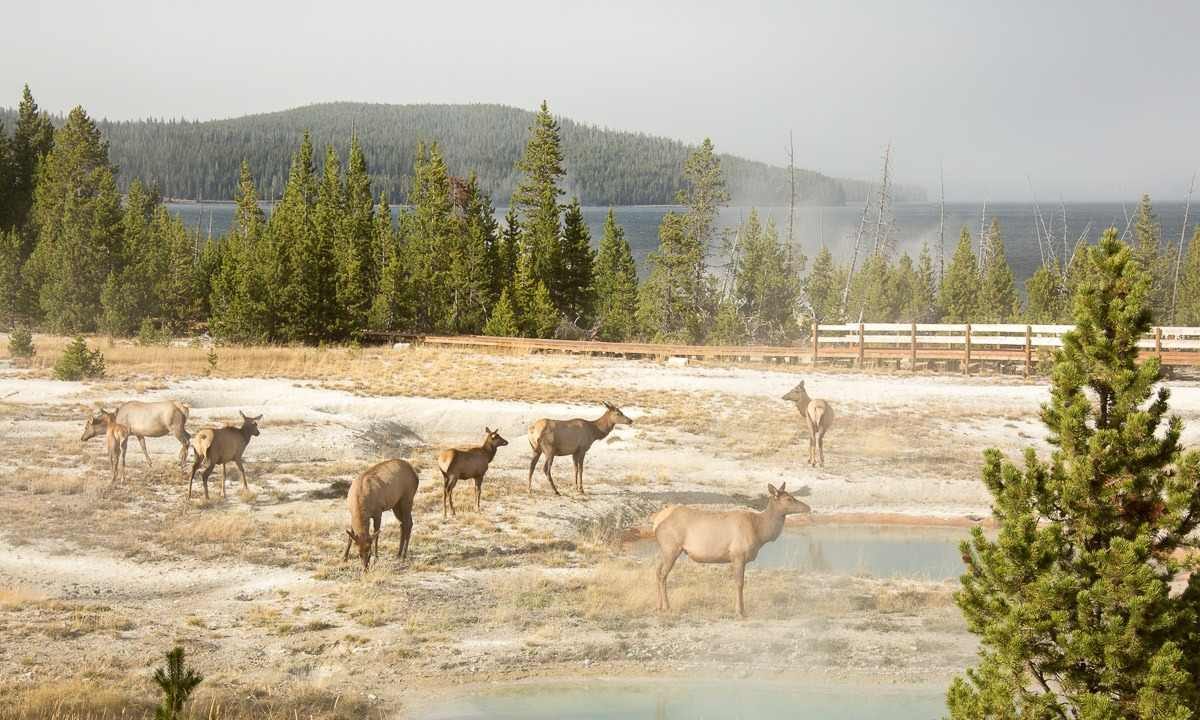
[187,412,261,500]
[343,459,420,570]
[526,401,632,495]
[652,483,811,618]
[80,409,131,484]
[782,380,834,467]
[437,427,508,518]
[84,400,191,473]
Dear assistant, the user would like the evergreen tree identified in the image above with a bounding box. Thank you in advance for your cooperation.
[403,143,456,332]
[805,246,842,323]
[978,218,1019,322]
[558,198,595,324]
[848,252,896,321]
[444,175,493,333]
[512,101,566,309]
[497,208,521,301]
[27,106,122,333]
[708,295,746,345]
[210,161,270,342]
[0,229,29,325]
[334,135,375,338]
[637,211,712,343]
[6,85,55,240]
[482,288,520,337]
[940,228,980,323]
[949,228,1200,719]
[1174,226,1200,325]
[1023,263,1068,324]
[909,242,939,321]
[268,132,318,342]
[733,211,802,343]
[677,138,730,262]
[592,209,640,341]
[154,207,200,332]
[100,179,158,335]
[368,192,411,331]
[1132,194,1169,319]
[523,279,560,339]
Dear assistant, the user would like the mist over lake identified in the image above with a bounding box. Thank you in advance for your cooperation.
[169,200,1197,288]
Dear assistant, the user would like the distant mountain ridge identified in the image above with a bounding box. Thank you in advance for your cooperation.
[0,102,926,206]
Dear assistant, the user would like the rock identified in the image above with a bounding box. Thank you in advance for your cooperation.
[666,356,689,367]
[393,342,411,350]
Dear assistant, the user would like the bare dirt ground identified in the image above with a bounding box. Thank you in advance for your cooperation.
[5,339,1199,717]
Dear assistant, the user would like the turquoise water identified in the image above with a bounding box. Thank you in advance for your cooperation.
[634,524,973,581]
[423,680,946,720]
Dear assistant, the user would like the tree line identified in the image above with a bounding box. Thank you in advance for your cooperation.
[4,84,1200,344]
[0,101,928,207]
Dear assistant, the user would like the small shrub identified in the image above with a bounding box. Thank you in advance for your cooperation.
[205,347,218,376]
[8,326,35,359]
[137,319,170,346]
[152,646,203,720]
[53,336,106,381]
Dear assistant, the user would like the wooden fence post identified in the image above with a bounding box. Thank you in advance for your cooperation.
[963,323,972,375]
[857,323,865,368]
[812,322,820,367]
[1024,325,1032,379]
[910,321,917,371]
[1155,327,1163,359]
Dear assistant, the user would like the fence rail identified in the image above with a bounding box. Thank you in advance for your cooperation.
[401,323,1200,374]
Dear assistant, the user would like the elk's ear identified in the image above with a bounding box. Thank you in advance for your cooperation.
[240,411,248,420]
[485,426,492,434]
[767,483,779,498]
[778,481,787,493]
[251,414,263,421]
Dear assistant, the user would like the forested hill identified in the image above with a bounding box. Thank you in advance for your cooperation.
[0,102,925,206]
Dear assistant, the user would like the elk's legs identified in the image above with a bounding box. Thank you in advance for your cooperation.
[136,436,153,465]
[732,558,747,619]
[473,477,483,512]
[394,499,414,560]
[527,451,541,494]
[235,459,248,491]
[370,515,381,562]
[572,451,586,495]
[542,455,561,496]
[656,546,681,611]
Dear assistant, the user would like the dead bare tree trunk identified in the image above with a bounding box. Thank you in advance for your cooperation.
[1170,171,1197,323]
[938,162,946,284]
[787,130,796,248]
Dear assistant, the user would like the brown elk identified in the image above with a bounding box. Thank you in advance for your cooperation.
[437,427,508,518]
[782,380,833,467]
[652,483,811,618]
[99,401,191,472]
[80,410,131,484]
[526,401,632,495]
[344,459,420,570]
[187,412,261,500]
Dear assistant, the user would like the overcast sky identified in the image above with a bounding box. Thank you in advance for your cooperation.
[4,0,1197,201]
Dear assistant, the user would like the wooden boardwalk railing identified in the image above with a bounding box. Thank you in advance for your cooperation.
[407,324,1200,374]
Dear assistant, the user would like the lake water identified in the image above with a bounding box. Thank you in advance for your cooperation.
[632,524,973,581]
[167,201,1196,286]
[423,679,946,720]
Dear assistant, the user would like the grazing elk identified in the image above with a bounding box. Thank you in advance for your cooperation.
[343,459,420,570]
[80,409,131,484]
[187,412,261,500]
[782,380,834,467]
[84,401,191,473]
[652,482,811,618]
[437,427,508,518]
[527,401,632,496]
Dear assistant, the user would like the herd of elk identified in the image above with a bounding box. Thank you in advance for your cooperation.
[76,375,831,618]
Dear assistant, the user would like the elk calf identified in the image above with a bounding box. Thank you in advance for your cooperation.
[653,483,811,618]
[782,380,834,467]
[81,410,131,484]
[344,459,420,570]
[188,412,261,500]
[437,427,508,518]
[527,401,632,495]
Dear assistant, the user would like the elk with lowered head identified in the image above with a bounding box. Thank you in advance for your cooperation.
[187,411,261,500]
[80,400,191,473]
[437,427,508,518]
[344,459,420,570]
[527,401,632,496]
[782,380,834,467]
[80,409,131,484]
[652,482,811,618]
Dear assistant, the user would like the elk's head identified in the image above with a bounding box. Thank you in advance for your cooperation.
[782,381,808,403]
[483,427,509,450]
[767,482,811,515]
[81,409,115,441]
[603,401,633,426]
[239,411,263,437]
[346,528,380,570]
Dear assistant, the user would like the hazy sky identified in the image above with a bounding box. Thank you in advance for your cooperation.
[4,0,1197,201]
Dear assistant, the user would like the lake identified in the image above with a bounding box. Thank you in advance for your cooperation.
[167,201,1196,286]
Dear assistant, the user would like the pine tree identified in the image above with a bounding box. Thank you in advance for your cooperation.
[677,138,730,263]
[940,228,980,323]
[949,228,1200,719]
[334,135,375,339]
[368,192,411,331]
[1132,194,1169,319]
[497,208,521,301]
[910,242,939,322]
[848,252,896,321]
[27,106,123,333]
[558,198,595,324]
[291,143,344,342]
[592,209,640,341]
[444,175,493,333]
[637,212,711,343]
[101,179,158,335]
[805,246,842,323]
[1023,263,1068,324]
[512,101,566,309]
[977,218,1019,322]
[210,161,270,342]
[524,279,560,339]
[269,132,319,342]
[152,646,203,720]
[733,211,802,342]
[0,229,32,325]
[482,288,520,337]
[708,295,746,345]
[1174,226,1200,325]
[6,85,55,241]
[155,207,200,332]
